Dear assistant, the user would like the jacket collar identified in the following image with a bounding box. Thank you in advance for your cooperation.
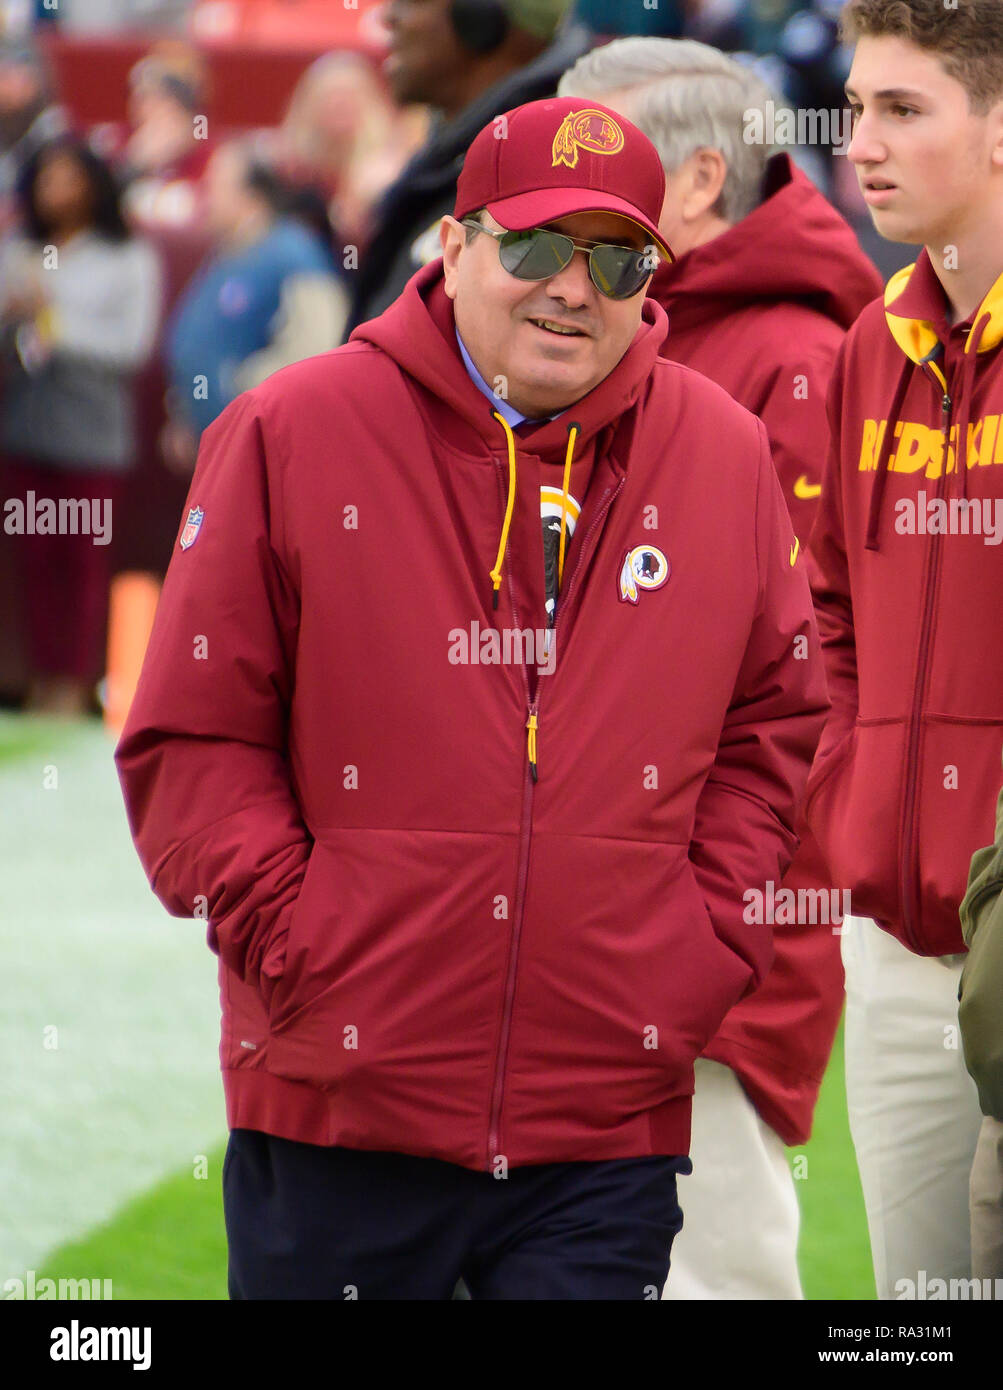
[885,247,1003,363]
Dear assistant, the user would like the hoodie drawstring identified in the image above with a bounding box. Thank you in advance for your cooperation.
[955,312,992,501]
[558,422,580,591]
[489,411,581,607]
[865,357,915,552]
[489,411,517,609]
[488,412,582,781]
[870,252,1001,548]
[865,309,991,550]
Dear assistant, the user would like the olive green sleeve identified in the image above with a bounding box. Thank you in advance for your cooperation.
[959,779,1003,1122]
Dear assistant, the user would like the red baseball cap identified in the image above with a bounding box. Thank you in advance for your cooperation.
[454,96,673,261]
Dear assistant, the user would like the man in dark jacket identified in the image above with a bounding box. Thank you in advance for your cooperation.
[115,96,828,1300]
[342,0,591,335]
[559,33,882,1300]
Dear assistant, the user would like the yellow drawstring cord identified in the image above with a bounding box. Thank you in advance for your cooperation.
[558,423,579,591]
[489,411,517,609]
[489,413,581,782]
[526,711,539,782]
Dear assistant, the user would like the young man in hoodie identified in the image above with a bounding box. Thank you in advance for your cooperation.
[805,0,1003,1299]
[114,96,828,1300]
[559,36,882,1299]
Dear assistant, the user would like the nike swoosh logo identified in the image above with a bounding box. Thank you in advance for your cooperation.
[794,475,822,500]
[790,537,800,567]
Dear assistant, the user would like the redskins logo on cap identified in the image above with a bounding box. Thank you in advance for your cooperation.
[552,108,625,168]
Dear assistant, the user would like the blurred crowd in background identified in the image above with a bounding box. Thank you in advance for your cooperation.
[0,0,881,718]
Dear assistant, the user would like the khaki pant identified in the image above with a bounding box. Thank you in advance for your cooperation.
[841,915,984,1298]
[971,1114,1003,1279]
[661,1057,802,1299]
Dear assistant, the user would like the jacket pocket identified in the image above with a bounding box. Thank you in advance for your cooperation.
[914,718,1003,954]
[803,722,857,823]
[501,835,754,1140]
[805,718,905,929]
[264,838,326,1026]
[676,854,759,1055]
[265,828,513,1108]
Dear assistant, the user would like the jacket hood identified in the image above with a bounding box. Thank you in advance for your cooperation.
[650,154,879,334]
[350,256,670,613]
[349,257,671,460]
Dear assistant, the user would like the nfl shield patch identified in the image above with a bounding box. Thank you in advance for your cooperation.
[179,506,204,550]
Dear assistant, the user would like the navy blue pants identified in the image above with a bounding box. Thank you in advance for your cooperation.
[223,1128,691,1300]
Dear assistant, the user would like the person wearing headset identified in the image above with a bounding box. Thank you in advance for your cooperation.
[342,0,592,336]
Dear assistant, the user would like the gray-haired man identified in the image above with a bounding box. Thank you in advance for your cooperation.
[560,36,881,1299]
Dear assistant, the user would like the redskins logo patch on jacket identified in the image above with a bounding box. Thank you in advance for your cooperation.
[618,545,669,603]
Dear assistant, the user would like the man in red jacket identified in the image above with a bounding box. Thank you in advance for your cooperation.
[559,36,882,1299]
[114,96,828,1300]
[805,0,1003,1299]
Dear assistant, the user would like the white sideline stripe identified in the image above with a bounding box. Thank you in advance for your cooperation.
[0,718,225,1281]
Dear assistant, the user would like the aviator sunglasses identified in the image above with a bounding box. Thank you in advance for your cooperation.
[461,218,658,301]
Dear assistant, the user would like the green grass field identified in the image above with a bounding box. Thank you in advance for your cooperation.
[3,711,875,1299]
[0,711,78,765]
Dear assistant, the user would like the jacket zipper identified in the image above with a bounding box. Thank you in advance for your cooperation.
[898,383,952,951]
[485,472,622,1167]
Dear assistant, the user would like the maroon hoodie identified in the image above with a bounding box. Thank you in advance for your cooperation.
[647,155,882,1146]
[806,249,1003,956]
[651,155,883,539]
[115,259,828,1171]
